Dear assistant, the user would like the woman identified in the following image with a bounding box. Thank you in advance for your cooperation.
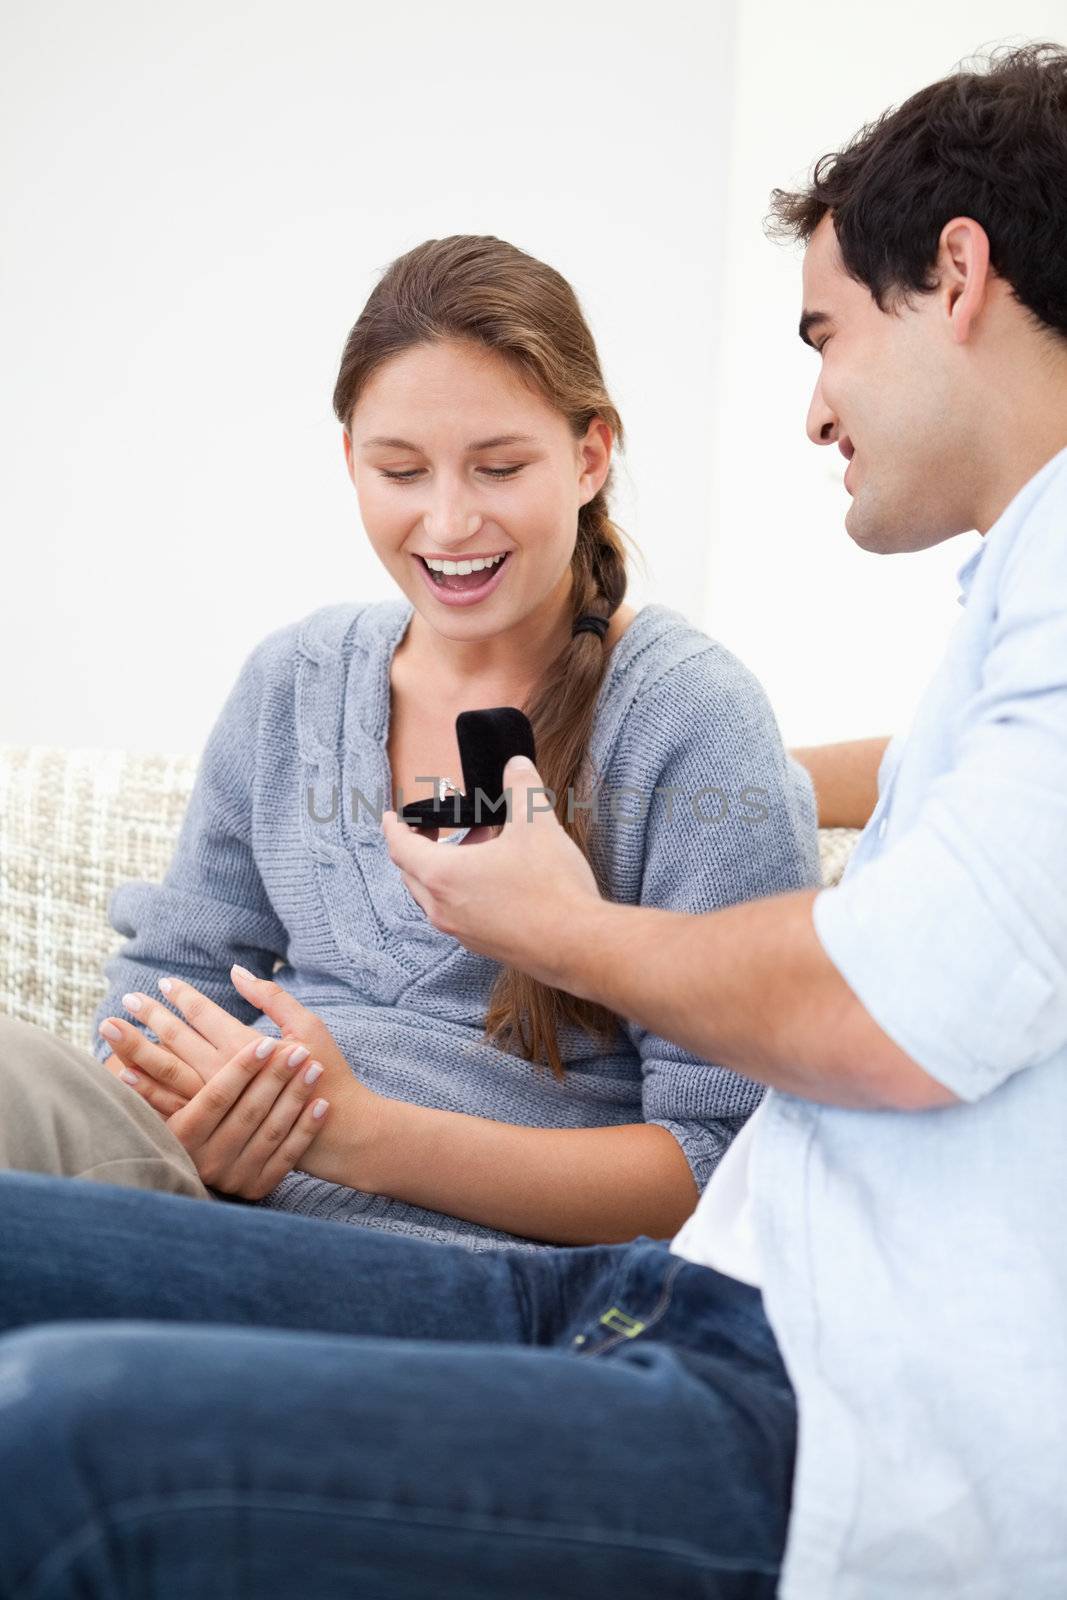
[0,234,820,1249]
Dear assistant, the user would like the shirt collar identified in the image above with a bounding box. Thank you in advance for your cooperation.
[955,445,1067,607]
[955,539,988,607]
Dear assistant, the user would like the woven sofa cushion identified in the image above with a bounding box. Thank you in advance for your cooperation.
[0,743,861,1050]
[0,745,198,1046]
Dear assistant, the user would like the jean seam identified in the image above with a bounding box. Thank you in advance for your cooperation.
[568,1242,636,1354]
[505,1249,535,1343]
[577,1251,687,1358]
[14,1490,782,1598]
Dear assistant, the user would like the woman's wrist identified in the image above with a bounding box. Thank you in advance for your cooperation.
[788,736,892,829]
[301,1077,393,1190]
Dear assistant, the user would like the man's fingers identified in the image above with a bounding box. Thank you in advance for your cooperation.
[457,824,503,846]
[399,870,433,914]
[501,755,552,824]
[381,809,448,875]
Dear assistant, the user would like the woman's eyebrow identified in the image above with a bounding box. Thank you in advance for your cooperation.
[465,433,539,450]
[360,433,539,452]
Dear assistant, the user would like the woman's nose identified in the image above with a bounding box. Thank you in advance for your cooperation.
[422,506,484,544]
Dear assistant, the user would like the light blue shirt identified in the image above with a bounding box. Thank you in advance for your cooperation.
[755,446,1067,1599]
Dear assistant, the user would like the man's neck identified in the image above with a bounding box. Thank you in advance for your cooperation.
[971,369,1067,534]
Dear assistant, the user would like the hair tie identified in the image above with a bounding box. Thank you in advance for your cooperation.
[572,614,609,641]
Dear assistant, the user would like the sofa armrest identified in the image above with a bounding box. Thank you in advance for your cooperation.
[0,743,198,1047]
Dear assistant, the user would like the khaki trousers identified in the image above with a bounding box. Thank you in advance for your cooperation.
[0,1011,216,1201]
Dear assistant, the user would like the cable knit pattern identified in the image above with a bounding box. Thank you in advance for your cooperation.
[90,599,821,1251]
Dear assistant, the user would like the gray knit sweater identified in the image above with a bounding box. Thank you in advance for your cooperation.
[92,598,821,1250]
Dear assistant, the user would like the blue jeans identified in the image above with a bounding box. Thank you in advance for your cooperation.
[0,1172,796,1599]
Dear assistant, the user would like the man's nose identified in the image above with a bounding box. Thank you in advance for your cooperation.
[805,375,840,446]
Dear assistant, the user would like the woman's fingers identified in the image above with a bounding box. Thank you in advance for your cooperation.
[116,988,222,1081]
[153,974,252,1068]
[240,1091,330,1201]
[219,1047,330,1198]
[167,1034,304,1153]
[168,1033,329,1198]
[222,1054,330,1199]
[100,1049,189,1119]
[98,1019,206,1101]
[168,1035,279,1152]
[228,968,336,1063]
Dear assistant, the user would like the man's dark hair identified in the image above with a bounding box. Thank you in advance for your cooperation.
[767,42,1067,339]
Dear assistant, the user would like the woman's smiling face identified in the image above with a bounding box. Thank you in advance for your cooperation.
[343,338,611,641]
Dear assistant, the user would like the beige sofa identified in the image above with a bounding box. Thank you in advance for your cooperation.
[0,743,862,1048]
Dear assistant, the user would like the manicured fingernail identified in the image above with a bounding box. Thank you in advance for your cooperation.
[311,1098,329,1119]
[99,1021,122,1042]
[119,1068,139,1085]
[254,1035,277,1059]
[158,977,174,995]
[287,1045,310,1068]
[121,993,144,1013]
[303,1062,323,1086]
[231,964,257,982]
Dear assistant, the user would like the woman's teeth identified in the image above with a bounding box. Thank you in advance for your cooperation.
[422,553,507,576]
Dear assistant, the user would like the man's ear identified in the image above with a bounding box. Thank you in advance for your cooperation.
[937,216,992,345]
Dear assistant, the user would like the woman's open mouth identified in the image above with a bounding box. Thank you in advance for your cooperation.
[413,550,512,607]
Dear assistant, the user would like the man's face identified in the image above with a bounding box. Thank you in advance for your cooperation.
[800,213,979,552]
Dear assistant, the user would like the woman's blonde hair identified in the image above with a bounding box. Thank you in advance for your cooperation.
[333,234,640,1079]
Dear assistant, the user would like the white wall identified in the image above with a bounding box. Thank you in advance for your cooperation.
[0,0,735,752]
[706,1,1067,745]
[3,2,1066,756]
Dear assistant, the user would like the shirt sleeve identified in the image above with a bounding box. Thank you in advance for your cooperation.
[89,629,292,1065]
[608,648,824,1192]
[812,498,1067,1103]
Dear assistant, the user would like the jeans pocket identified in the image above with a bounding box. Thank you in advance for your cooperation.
[570,1253,687,1359]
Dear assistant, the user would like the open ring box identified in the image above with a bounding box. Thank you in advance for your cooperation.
[398,707,537,830]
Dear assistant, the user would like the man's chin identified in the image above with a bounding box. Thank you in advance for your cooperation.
[844,495,876,549]
[845,489,960,555]
[844,491,896,553]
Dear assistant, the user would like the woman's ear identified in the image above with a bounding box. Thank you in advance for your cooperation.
[342,427,358,487]
[577,416,613,505]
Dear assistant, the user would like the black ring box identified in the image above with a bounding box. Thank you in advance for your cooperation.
[398,707,537,829]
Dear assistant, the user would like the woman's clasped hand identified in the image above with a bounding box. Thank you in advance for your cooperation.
[96,966,381,1199]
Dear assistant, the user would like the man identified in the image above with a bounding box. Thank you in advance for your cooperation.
[384,42,1067,1598]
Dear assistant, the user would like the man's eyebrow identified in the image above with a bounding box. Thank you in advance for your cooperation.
[360,433,539,452]
[799,311,832,349]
